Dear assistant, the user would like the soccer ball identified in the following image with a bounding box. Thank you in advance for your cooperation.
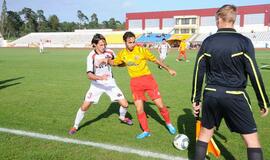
[173,134,189,150]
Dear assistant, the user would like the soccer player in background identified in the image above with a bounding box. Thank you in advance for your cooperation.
[108,31,177,139]
[176,39,188,62]
[191,5,269,160]
[39,39,44,53]
[157,38,171,69]
[68,34,132,135]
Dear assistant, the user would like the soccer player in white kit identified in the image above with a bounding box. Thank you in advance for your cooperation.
[69,34,132,135]
[157,38,171,69]
[39,39,44,53]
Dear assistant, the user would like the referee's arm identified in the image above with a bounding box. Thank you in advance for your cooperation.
[244,39,270,110]
[191,45,206,103]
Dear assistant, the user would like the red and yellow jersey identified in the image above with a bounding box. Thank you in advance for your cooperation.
[114,45,156,78]
[180,41,186,51]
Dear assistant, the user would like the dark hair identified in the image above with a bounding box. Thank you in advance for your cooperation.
[162,38,166,41]
[91,33,107,46]
[123,31,135,42]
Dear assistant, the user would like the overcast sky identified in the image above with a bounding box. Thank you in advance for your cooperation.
[1,0,269,22]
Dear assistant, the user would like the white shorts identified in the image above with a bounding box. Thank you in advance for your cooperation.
[84,80,125,104]
[159,53,167,60]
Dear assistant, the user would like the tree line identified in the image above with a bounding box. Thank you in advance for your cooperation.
[0,0,125,39]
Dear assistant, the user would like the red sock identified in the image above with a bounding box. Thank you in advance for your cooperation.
[159,107,171,124]
[137,112,149,132]
[183,53,187,60]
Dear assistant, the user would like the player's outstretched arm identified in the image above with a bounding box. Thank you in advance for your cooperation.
[107,57,126,67]
[107,58,117,66]
[155,59,176,76]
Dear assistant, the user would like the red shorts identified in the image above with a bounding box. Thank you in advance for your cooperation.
[130,74,161,101]
[180,50,186,55]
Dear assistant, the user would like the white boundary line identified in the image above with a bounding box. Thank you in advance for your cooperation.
[0,127,187,160]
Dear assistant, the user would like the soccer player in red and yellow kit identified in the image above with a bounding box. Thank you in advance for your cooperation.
[108,31,177,139]
[176,40,189,62]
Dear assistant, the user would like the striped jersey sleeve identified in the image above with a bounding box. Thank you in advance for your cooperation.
[191,42,206,103]
[243,39,270,109]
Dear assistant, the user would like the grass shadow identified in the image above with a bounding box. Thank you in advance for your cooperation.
[144,101,166,126]
[0,77,24,90]
[127,100,172,132]
[0,77,24,85]
[177,108,236,159]
[79,102,133,131]
[261,67,270,70]
[260,63,270,70]
[0,82,21,90]
[177,108,196,159]
[210,131,236,160]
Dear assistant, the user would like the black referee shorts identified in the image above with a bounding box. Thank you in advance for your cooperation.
[201,86,257,134]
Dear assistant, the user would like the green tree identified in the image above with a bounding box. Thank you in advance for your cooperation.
[59,21,77,32]
[108,18,117,29]
[119,21,126,30]
[19,7,38,34]
[6,11,23,38]
[89,13,99,28]
[101,20,109,29]
[0,0,7,37]
[48,15,60,31]
[115,20,125,30]
[77,10,88,29]
[1,1,127,36]
[37,10,49,32]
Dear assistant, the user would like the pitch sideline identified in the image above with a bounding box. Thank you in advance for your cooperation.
[0,127,187,160]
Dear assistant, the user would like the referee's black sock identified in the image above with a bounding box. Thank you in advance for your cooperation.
[194,140,208,160]
[247,148,263,160]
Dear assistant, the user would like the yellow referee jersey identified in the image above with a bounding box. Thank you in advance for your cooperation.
[114,45,157,78]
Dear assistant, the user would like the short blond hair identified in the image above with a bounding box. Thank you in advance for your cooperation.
[216,4,237,24]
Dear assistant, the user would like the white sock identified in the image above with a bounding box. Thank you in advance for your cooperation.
[119,106,128,120]
[73,108,86,129]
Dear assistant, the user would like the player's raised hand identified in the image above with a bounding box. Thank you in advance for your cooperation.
[260,107,269,117]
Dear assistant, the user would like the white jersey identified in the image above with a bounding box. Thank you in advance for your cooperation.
[158,43,171,54]
[87,49,115,86]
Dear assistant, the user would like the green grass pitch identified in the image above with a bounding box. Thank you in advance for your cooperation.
[0,47,269,160]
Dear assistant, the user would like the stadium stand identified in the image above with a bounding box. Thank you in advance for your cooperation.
[11,32,93,48]
[188,31,270,48]
[243,31,270,48]
[135,33,171,48]
[136,33,171,43]
[8,30,270,49]
[190,33,211,42]
[126,4,270,48]
[9,29,129,48]
[0,33,6,47]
